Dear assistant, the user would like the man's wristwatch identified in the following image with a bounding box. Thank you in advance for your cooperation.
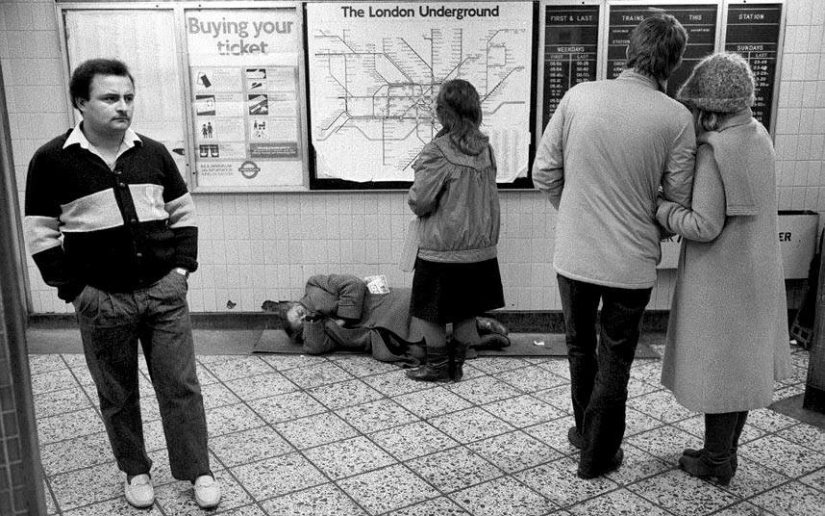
[174,267,190,279]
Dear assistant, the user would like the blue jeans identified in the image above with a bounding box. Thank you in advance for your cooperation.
[557,274,651,473]
[74,270,210,481]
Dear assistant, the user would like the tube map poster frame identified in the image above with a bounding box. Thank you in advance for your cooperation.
[306,2,534,186]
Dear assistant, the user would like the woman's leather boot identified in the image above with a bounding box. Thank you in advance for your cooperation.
[682,448,739,473]
[406,345,450,382]
[679,411,742,485]
[450,340,470,381]
[683,410,747,474]
[678,452,734,486]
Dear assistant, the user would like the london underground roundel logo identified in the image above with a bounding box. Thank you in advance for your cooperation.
[238,161,260,179]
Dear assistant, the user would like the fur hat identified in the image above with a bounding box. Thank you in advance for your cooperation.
[676,52,755,113]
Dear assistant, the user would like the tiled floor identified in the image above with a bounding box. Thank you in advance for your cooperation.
[29,341,825,516]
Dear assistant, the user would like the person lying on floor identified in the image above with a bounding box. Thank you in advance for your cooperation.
[276,274,510,367]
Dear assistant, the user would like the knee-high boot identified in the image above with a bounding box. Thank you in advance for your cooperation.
[406,345,450,382]
[450,340,470,382]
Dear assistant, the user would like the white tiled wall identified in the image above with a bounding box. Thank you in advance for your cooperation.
[2,0,823,315]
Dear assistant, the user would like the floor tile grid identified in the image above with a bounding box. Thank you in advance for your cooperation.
[623,346,825,516]
[31,353,118,516]
[204,356,533,516]
[29,346,825,516]
[450,360,672,515]
[191,355,478,515]
[168,355,369,515]
[34,358,94,514]
[243,354,812,516]
[38,354,596,515]
[32,356,700,512]
[196,359,448,506]
[40,354,329,515]
[142,358,679,515]
[346,350,814,516]
[217,355,626,516]
[324,350,824,516]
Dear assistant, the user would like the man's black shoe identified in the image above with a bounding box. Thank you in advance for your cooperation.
[567,426,583,450]
[577,448,624,479]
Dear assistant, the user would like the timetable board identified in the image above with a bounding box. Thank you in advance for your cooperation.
[724,2,783,132]
[542,5,601,129]
[606,4,718,97]
[538,0,785,167]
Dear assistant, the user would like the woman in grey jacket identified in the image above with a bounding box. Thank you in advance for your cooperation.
[405,79,505,382]
[656,52,791,485]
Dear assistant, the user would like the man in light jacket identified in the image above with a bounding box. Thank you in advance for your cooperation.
[532,14,696,479]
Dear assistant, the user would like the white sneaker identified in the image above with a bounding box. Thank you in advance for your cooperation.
[193,474,221,509]
[124,473,154,508]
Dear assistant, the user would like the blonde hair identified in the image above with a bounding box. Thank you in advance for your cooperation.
[695,110,732,132]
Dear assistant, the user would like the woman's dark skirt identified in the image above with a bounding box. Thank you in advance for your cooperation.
[410,257,505,324]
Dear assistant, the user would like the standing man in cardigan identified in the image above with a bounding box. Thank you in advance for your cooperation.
[23,59,220,510]
[532,15,696,479]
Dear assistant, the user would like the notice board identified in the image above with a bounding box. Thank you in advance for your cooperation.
[305,1,535,188]
[184,7,307,191]
[537,0,784,145]
[540,2,601,129]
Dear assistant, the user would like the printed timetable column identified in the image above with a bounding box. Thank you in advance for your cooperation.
[725,3,782,132]
[542,5,600,128]
[607,5,717,97]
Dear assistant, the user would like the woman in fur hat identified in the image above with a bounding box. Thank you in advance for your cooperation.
[656,52,792,485]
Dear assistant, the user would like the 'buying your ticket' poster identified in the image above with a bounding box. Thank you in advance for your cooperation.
[185,8,305,190]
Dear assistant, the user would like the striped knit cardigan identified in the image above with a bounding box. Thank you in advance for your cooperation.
[24,128,197,302]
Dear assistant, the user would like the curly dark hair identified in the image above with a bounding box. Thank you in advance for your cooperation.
[70,58,134,110]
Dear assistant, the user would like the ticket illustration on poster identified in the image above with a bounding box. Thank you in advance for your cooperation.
[185,8,304,188]
[193,92,245,118]
[195,69,242,92]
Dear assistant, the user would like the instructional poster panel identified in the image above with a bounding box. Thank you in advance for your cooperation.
[185,8,305,189]
[542,4,600,129]
[724,2,782,132]
[306,2,533,184]
[607,4,717,97]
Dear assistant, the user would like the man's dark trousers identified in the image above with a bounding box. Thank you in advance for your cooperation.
[75,270,210,481]
[557,274,652,474]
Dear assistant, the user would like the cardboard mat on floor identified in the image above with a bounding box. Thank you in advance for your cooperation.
[26,327,661,358]
[252,329,661,358]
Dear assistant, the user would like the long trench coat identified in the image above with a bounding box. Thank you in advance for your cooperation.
[298,274,424,365]
[656,110,791,413]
